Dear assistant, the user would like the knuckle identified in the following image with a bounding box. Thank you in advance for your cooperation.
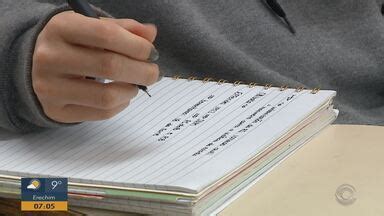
[43,106,55,119]
[42,105,62,122]
[99,87,119,109]
[46,14,64,31]
[33,45,53,65]
[32,79,50,98]
[45,12,74,33]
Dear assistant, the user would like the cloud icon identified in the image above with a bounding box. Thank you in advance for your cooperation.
[27,179,40,190]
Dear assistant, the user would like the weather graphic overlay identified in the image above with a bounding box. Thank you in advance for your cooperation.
[21,178,68,211]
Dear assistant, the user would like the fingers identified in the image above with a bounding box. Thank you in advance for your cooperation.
[34,43,159,86]
[35,77,135,123]
[33,11,160,124]
[34,77,138,110]
[45,103,130,123]
[102,18,157,43]
[50,12,155,61]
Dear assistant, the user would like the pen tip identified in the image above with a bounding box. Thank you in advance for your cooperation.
[138,85,151,97]
[144,90,152,97]
[283,17,296,35]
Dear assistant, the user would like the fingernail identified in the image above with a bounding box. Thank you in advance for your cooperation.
[144,23,157,29]
[148,48,159,62]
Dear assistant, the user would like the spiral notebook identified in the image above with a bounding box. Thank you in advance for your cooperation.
[0,76,338,215]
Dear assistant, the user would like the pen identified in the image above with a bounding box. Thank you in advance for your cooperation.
[265,0,296,34]
[67,0,152,97]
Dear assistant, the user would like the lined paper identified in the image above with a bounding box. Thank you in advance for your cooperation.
[0,77,335,193]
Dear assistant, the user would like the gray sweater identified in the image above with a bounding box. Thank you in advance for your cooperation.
[1,0,383,133]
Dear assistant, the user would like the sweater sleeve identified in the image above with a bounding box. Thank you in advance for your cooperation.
[0,1,112,133]
[0,1,72,133]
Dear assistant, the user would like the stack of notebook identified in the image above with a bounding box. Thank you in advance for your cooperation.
[0,76,338,215]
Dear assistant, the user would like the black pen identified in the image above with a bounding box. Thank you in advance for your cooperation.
[67,0,152,97]
[265,0,296,34]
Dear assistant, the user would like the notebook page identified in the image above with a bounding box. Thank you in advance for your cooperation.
[0,77,335,193]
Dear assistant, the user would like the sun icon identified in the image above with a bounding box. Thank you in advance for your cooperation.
[27,179,41,190]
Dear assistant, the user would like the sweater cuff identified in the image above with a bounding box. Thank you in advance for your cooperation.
[13,4,112,132]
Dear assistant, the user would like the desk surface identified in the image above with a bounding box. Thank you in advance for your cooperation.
[219,124,384,216]
[1,124,383,215]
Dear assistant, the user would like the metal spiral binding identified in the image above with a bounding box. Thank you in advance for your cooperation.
[169,75,320,94]
[188,76,198,81]
[248,82,258,88]
[233,81,243,86]
[203,77,214,83]
[311,88,320,94]
[172,75,181,80]
[295,86,305,92]
[264,84,272,90]
[280,85,288,91]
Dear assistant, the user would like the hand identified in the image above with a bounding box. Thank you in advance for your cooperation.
[32,11,159,123]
